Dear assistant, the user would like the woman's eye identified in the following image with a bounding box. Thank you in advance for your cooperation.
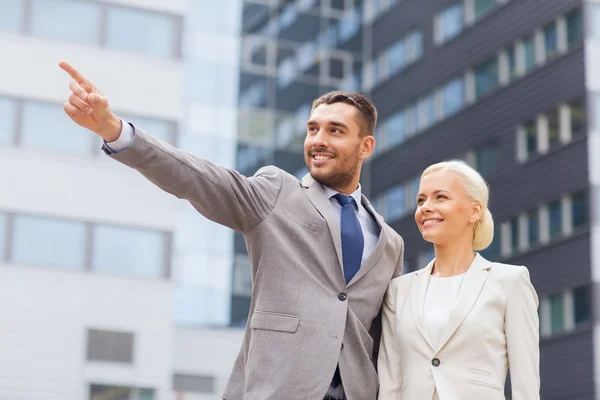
[437,195,447,200]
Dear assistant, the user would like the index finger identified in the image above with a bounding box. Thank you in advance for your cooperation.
[59,61,90,86]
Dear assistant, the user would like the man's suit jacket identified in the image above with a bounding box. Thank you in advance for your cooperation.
[107,129,404,400]
[378,253,540,400]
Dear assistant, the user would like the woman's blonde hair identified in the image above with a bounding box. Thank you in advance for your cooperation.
[421,160,494,251]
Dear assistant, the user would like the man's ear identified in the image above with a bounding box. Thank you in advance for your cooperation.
[361,135,376,160]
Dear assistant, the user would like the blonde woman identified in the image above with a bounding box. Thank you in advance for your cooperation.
[378,160,540,400]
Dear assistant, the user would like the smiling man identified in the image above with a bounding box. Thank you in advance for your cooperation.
[59,61,404,400]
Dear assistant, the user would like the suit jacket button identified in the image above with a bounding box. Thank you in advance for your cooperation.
[432,358,440,367]
[338,293,347,301]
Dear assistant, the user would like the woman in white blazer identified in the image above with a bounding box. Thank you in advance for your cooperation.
[378,160,540,400]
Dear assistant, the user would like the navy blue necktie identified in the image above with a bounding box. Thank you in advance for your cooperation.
[331,193,365,388]
[334,194,364,284]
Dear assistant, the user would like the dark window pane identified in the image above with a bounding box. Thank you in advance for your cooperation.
[524,120,537,158]
[523,35,536,73]
[173,374,215,393]
[12,215,86,270]
[566,9,582,46]
[474,57,499,99]
[475,141,499,176]
[574,286,591,325]
[87,329,134,363]
[31,0,100,45]
[550,293,565,333]
[387,40,406,75]
[0,97,16,145]
[528,209,539,245]
[0,0,23,33]
[474,0,496,19]
[549,200,562,238]
[507,45,517,81]
[481,225,500,259]
[569,97,585,134]
[106,7,177,59]
[571,191,587,228]
[547,108,560,146]
[544,22,558,58]
[92,225,165,278]
[90,385,155,400]
[510,217,519,252]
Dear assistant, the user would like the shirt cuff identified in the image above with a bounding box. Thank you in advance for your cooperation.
[104,120,134,153]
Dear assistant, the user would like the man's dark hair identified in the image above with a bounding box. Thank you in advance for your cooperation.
[311,91,378,137]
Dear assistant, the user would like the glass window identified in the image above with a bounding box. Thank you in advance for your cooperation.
[522,35,536,73]
[387,40,406,76]
[474,57,499,99]
[106,7,177,59]
[442,78,465,117]
[547,108,560,147]
[386,185,406,220]
[550,293,565,333]
[21,101,92,155]
[0,0,24,33]
[0,97,16,145]
[507,45,517,81]
[524,120,537,158]
[31,0,100,45]
[510,217,519,252]
[544,22,558,59]
[12,215,86,270]
[569,97,585,134]
[418,96,436,131]
[439,3,464,43]
[481,224,501,259]
[549,200,562,238]
[410,31,424,61]
[571,191,587,228]
[92,225,165,279]
[566,9,582,47]
[592,4,600,39]
[528,209,539,245]
[474,0,497,19]
[385,111,406,147]
[90,385,155,400]
[573,286,591,326]
[0,213,6,260]
[475,141,499,176]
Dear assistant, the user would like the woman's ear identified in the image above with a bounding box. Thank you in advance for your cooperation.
[470,202,484,224]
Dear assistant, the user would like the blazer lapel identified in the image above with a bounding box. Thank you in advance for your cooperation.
[434,253,490,354]
[410,260,436,351]
[347,195,385,287]
[301,174,344,273]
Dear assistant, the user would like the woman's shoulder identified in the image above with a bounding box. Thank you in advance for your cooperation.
[483,256,532,288]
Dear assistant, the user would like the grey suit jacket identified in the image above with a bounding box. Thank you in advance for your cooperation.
[106,128,404,400]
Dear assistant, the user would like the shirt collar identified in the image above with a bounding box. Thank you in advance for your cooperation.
[324,184,363,208]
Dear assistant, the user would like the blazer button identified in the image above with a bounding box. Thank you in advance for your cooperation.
[338,292,348,301]
[432,358,441,367]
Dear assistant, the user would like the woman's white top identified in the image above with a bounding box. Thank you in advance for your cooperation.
[423,273,466,400]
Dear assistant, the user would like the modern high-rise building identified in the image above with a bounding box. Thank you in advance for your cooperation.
[237,0,596,398]
[0,0,243,399]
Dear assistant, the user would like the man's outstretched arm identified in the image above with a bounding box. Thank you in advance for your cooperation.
[59,61,282,233]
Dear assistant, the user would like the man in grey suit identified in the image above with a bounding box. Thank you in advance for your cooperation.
[59,61,404,400]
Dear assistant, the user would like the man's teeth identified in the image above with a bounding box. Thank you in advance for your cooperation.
[314,155,332,160]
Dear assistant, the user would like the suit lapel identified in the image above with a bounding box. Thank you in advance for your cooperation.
[302,174,344,273]
[347,195,385,287]
[434,253,490,354]
[410,260,436,351]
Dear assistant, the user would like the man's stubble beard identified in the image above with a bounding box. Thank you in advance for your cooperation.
[305,151,361,190]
